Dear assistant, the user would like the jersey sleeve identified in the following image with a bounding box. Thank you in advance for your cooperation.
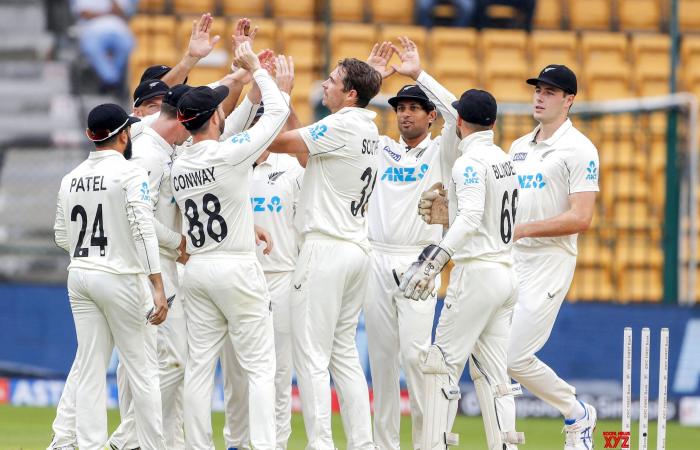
[221,69,290,167]
[416,71,461,185]
[53,178,69,252]
[567,142,600,194]
[439,157,487,255]
[129,151,181,250]
[298,114,348,157]
[220,95,260,141]
[123,167,161,275]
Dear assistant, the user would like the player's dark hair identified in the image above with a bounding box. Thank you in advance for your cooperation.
[94,130,123,148]
[337,58,382,108]
[188,119,210,135]
[160,103,178,119]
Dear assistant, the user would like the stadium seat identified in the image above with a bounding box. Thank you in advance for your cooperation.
[577,236,613,270]
[221,0,267,17]
[278,20,323,72]
[270,0,317,19]
[612,200,660,236]
[631,34,671,96]
[183,67,231,87]
[172,0,216,15]
[432,66,479,98]
[480,30,529,69]
[600,171,649,210]
[329,23,377,65]
[618,267,664,302]
[598,136,644,173]
[679,0,700,33]
[429,28,478,71]
[481,62,532,102]
[568,267,615,301]
[378,25,428,94]
[681,35,700,91]
[136,0,167,13]
[130,14,177,39]
[584,65,634,99]
[617,0,662,31]
[329,0,366,22]
[581,32,629,67]
[371,0,414,24]
[533,0,563,29]
[567,0,611,30]
[529,30,579,75]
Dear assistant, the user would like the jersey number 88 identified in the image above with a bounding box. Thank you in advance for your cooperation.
[184,193,228,248]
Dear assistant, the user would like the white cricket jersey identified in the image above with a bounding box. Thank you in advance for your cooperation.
[171,69,289,256]
[130,111,159,140]
[368,71,461,248]
[509,118,600,256]
[249,153,304,272]
[131,126,182,260]
[54,150,161,275]
[440,131,518,265]
[297,107,379,248]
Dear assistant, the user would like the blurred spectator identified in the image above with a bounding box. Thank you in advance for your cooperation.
[416,0,476,28]
[473,0,536,31]
[71,0,138,89]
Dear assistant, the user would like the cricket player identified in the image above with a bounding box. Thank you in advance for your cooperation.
[220,55,303,450]
[363,37,460,449]
[265,58,383,450]
[132,79,169,118]
[506,65,599,450]
[399,89,522,450]
[107,84,192,450]
[53,103,168,450]
[171,42,288,450]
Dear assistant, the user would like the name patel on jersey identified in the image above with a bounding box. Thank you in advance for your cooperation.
[492,161,516,179]
[70,175,107,192]
[172,167,216,192]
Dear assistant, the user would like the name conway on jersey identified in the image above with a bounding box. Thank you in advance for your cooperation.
[170,69,289,256]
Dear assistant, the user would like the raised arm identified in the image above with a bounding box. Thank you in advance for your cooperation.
[161,13,220,86]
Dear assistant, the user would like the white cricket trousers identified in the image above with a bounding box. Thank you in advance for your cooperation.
[66,268,165,450]
[364,243,437,450]
[110,257,188,449]
[506,249,578,416]
[182,253,276,450]
[433,261,517,435]
[292,234,374,450]
[222,270,295,450]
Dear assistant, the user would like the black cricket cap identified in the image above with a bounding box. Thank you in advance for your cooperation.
[140,64,188,84]
[176,85,229,131]
[451,89,497,126]
[133,79,169,107]
[140,65,171,83]
[86,103,140,142]
[164,84,192,108]
[388,84,436,111]
[527,64,577,95]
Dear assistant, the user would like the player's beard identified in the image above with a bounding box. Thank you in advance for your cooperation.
[455,127,462,140]
[123,136,133,160]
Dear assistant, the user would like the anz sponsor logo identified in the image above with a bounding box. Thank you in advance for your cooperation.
[251,196,283,213]
[463,166,479,185]
[381,164,429,183]
[231,131,251,145]
[383,145,401,162]
[518,173,546,189]
[586,160,598,181]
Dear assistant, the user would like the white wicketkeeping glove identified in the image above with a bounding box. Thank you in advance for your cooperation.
[399,244,452,301]
[418,182,449,226]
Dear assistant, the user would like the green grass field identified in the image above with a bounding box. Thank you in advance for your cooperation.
[1,405,697,449]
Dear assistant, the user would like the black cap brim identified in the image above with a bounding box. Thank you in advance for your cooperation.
[211,85,229,106]
[134,90,168,107]
[388,94,435,110]
[526,77,574,94]
[127,115,141,125]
